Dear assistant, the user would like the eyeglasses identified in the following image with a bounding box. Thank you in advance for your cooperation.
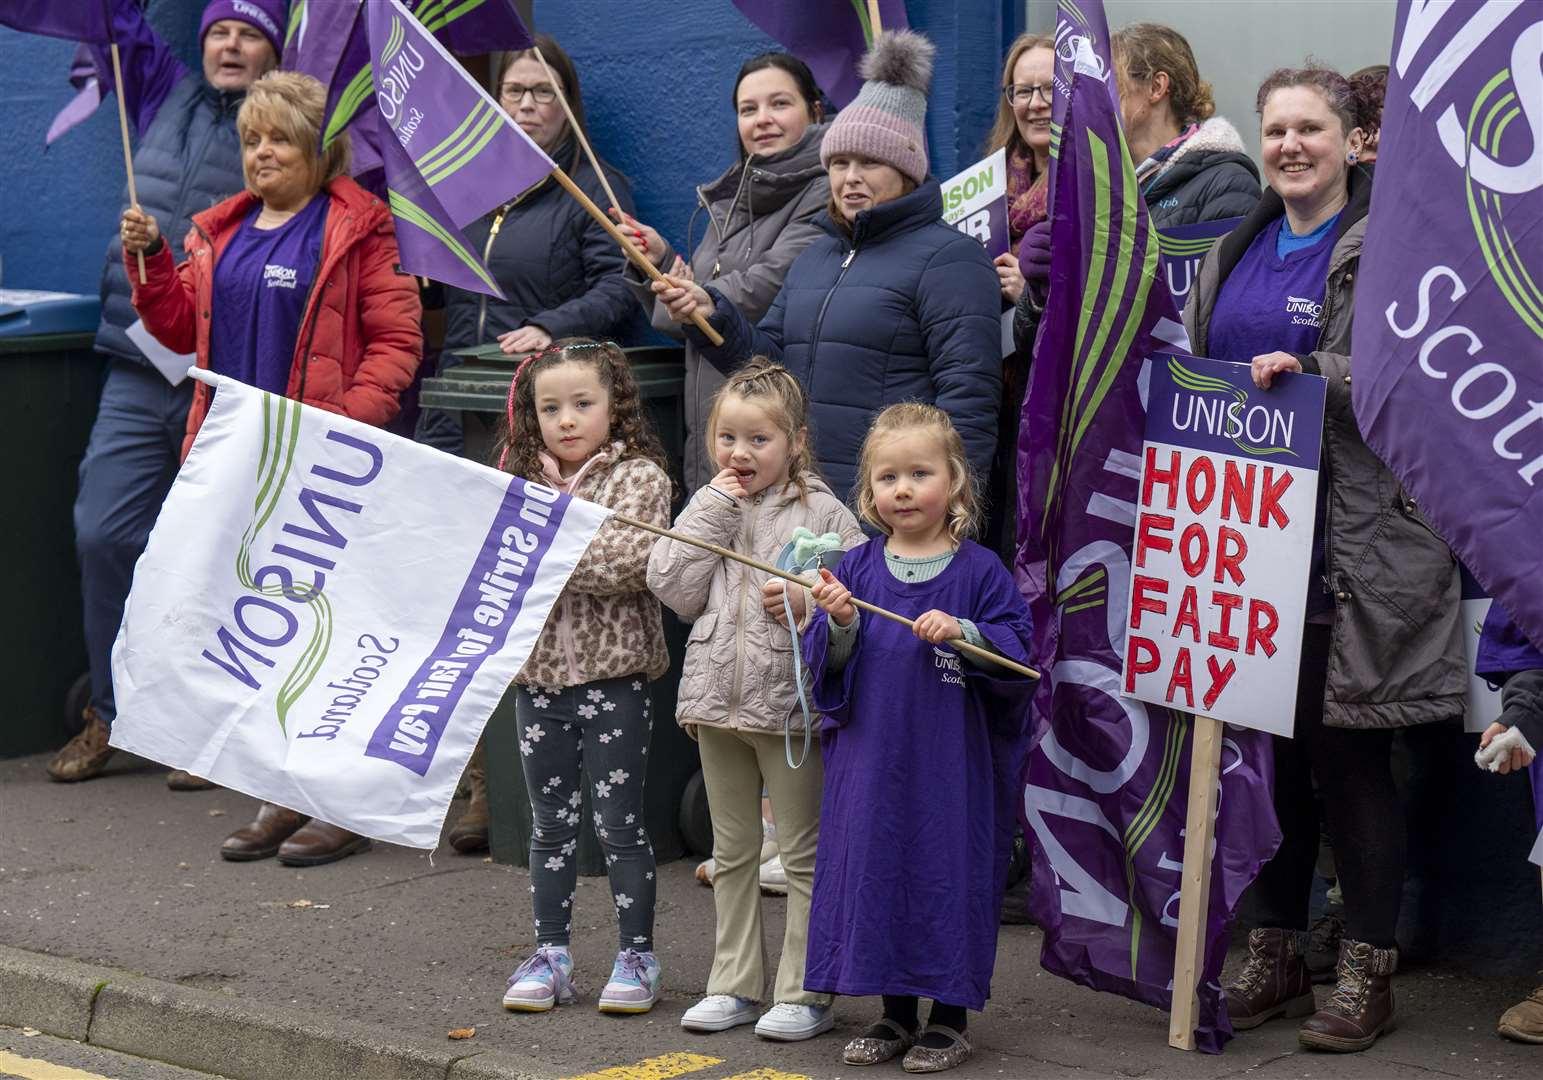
[1004,83,1052,106]
[499,82,557,105]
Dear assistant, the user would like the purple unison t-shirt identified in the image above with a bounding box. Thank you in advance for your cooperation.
[1206,214,1337,365]
[210,195,329,394]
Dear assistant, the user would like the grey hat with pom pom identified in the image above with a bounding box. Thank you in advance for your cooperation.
[821,30,935,185]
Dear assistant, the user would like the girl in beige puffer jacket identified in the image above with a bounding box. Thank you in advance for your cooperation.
[648,360,864,1040]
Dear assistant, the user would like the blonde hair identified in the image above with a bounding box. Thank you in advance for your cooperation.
[984,32,1055,158]
[854,403,979,543]
[705,357,816,499]
[237,70,351,196]
[1111,23,1216,126]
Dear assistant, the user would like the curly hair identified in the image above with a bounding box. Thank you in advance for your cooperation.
[704,357,819,500]
[854,403,980,544]
[494,338,669,485]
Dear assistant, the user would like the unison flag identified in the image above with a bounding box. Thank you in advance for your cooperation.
[110,375,610,848]
[0,0,115,41]
[1046,0,1114,202]
[1351,0,1543,653]
[361,0,554,297]
[731,0,907,108]
[1016,38,1278,1054]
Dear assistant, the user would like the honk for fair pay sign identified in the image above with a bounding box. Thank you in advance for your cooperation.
[1121,356,1327,737]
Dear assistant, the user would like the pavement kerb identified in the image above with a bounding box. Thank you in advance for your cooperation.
[0,944,551,1080]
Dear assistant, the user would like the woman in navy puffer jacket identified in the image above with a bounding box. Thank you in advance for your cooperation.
[656,32,1001,502]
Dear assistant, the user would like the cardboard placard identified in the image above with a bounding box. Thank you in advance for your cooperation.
[941,148,1010,260]
[1122,355,1327,737]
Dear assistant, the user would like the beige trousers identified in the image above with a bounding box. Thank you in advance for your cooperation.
[696,724,828,1006]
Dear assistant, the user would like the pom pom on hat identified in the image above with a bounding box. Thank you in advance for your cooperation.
[821,30,935,186]
[859,29,935,92]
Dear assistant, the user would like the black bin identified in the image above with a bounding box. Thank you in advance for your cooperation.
[0,291,104,757]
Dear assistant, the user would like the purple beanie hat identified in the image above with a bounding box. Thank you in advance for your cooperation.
[200,0,287,58]
[821,30,935,185]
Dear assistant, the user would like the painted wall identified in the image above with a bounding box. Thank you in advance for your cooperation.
[0,0,204,295]
[1025,0,1397,160]
[0,0,1020,298]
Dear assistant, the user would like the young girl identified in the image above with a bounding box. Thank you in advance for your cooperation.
[806,404,1036,1073]
[498,339,673,1015]
[648,359,865,1041]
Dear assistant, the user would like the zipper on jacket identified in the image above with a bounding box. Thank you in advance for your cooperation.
[476,203,513,344]
[807,243,859,376]
[726,493,762,728]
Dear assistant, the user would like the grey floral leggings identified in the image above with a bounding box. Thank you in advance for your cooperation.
[515,674,656,952]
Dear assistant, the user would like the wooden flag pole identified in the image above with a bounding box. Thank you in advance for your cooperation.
[108,40,146,285]
[866,0,884,37]
[532,45,624,219]
[550,167,724,347]
[1168,713,1225,1051]
[612,512,1039,680]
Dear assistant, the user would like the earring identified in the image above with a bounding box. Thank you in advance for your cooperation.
[1348,151,1359,163]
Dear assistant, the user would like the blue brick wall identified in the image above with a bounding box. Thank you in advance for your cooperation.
[0,0,204,295]
[0,0,1019,296]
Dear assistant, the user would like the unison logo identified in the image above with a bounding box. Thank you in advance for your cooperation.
[1167,358,1297,458]
[200,396,384,733]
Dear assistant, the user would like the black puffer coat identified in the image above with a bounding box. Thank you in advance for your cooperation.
[1139,117,1261,230]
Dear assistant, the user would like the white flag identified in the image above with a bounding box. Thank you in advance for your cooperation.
[110,375,611,848]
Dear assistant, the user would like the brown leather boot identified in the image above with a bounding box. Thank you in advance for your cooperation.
[46,707,115,782]
[1498,985,1543,1043]
[278,820,371,866]
[166,769,216,791]
[221,803,309,861]
[1224,928,1315,1030]
[1298,939,1398,1052]
[448,742,489,853]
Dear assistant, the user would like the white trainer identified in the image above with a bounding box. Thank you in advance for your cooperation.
[759,854,788,896]
[681,994,759,1032]
[755,1001,834,1041]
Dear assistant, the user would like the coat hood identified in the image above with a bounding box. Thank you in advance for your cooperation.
[1146,116,1259,188]
[701,121,830,207]
[188,175,389,251]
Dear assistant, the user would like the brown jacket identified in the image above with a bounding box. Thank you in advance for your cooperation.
[647,476,864,732]
[516,443,672,689]
[1183,169,1466,729]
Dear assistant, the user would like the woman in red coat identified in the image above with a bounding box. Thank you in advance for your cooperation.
[120,69,422,866]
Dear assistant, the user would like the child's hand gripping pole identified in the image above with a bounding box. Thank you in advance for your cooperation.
[611,513,1039,680]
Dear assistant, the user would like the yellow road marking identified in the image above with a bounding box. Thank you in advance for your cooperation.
[720,1069,813,1080]
[560,1051,723,1080]
[0,1049,113,1080]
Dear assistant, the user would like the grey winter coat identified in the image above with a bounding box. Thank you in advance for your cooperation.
[647,476,864,734]
[625,124,830,490]
[1183,169,1466,729]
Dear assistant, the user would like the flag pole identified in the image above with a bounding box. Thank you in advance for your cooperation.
[1168,713,1224,1051]
[106,37,146,284]
[866,0,883,37]
[531,45,623,218]
[550,167,724,347]
[611,512,1038,679]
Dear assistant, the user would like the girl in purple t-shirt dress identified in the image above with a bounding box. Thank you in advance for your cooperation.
[805,404,1037,1074]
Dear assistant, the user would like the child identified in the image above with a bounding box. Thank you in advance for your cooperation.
[497,339,673,1015]
[648,359,866,1041]
[806,403,1036,1073]
[1472,602,1543,1044]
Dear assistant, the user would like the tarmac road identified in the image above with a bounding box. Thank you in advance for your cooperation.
[1,751,1538,1079]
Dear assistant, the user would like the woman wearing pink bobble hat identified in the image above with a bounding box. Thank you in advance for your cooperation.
[652,31,1002,507]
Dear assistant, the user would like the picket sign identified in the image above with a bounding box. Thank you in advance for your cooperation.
[940,148,1010,260]
[1169,713,1223,1050]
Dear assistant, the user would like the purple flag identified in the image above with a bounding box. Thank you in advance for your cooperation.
[363,0,552,297]
[1046,0,1114,203]
[0,0,114,41]
[46,45,104,145]
[1351,0,1543,654]
[1015,34,1279,1055]
[731,0,908,108]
